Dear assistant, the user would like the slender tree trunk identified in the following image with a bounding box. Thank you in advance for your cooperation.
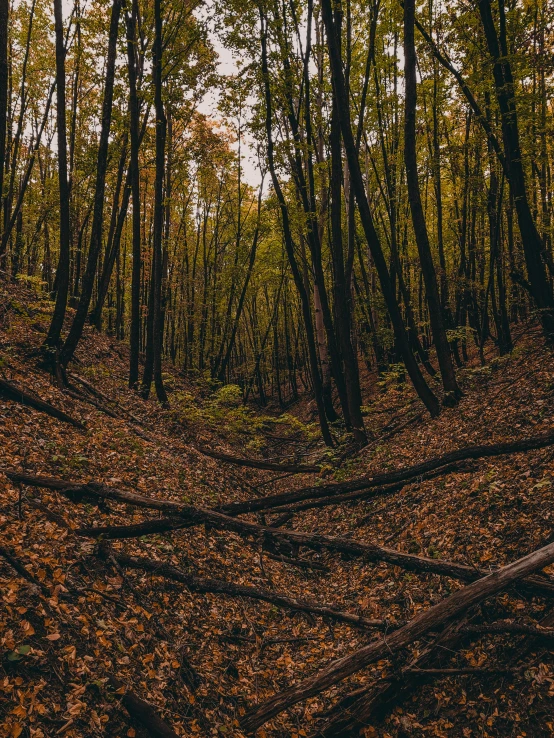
[0,0,9,239]
[330,80,367,444]
[259,9,333,445]
[314,283,337,421]
[61,0,122,366]
[403,0,460,404]
[477,0,554,338]
[44,0,71,358]
[217,178,264,382]
[3,0,36,264]
[128,0,141,387]
[142,0,167,402]
[321,0,440,417]
[90,134,128,329]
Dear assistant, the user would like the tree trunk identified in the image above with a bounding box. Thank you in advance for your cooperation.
[404,0,460,405]
[44,0,71,357]
[259,9,332,445]
[330,70,367,444]
[321,0,440,417]
[141,0,167,402]
[0,0,8,238]
[60,0,122,367]
[477,0,554,337]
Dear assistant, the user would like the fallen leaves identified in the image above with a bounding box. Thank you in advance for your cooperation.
[1,287,554,737]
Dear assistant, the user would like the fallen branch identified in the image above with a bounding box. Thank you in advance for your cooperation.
[113,552,384,631]
[7,468,554,598]
[195,446,321,474]
[405,666,509,675]
[74,509,554,599]
[220,430,554,515]
[0,544,51,597]
[249,461,470,516]
[66,377,153,442]
[110,677,179,738]
[70,372,144,426]
[462,621,554,640]
[241,537,554,732]
[318,612,554,736]
[265,551,328,572]
[0,377,85,429]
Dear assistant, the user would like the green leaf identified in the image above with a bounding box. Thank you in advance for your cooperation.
[7,644,31,661]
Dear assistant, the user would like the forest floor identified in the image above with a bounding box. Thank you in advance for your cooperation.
[1,279,554,738]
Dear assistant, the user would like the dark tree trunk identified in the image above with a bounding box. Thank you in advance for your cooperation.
[89,134,128,329]
[321,0,440,417]
[0,0,8,238]
[403,0,460,405]
[44,0,71,356]
[61,0,122,366]
[330,95,367,444]
[477,0,554,338]
[141,0,167,402]
[127,0,141,388]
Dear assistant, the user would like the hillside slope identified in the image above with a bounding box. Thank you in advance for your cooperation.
[1,281,554,738]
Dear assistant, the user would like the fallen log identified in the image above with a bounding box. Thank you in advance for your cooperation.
[7,425,554,517]
[219,430,554,516]
[0,377,85,429]
[70,373,144,426]
[462,621,554,639]
[66,380,154,442]
[251,461,471,516]
[109,677,179,738]
[7,468,554,598]
[318,610,554,736]
[74,509,554,599]
[195,446,321,474]
[240,537,554,733]
[112,552,384,631]
[265,551,328,572]
[0,469,77,491]
[0,544,51,597]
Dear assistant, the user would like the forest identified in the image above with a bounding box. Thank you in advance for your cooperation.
[1,0,554,734]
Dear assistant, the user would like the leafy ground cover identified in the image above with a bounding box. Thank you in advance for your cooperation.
[1,280,554,738]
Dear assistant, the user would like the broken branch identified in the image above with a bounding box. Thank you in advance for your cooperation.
[241,538,554,732]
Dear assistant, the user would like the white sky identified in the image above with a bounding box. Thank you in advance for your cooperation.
[197,18,263,189]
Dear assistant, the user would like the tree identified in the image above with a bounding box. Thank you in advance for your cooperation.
[403,0,460,404]
[141,0,167,402]
[127,0,142,388]
[43,0,71,363]
[321,0,440,418]
[60,0,123,368]
[0,0,9,238]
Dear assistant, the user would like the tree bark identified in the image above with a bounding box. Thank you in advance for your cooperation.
[0,0,8,238]
[321,0,440,417]
[61,0,122,366]
[241,538,554,732]
[404,0,460,404]
[0,379,85,427]
[128,0,141,388]
[44,0,71,354]
[141,0,167,402]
